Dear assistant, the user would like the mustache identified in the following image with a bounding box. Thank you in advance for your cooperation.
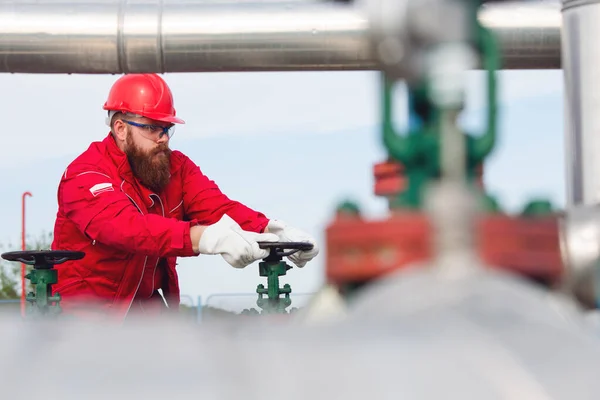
[152,145,171,156]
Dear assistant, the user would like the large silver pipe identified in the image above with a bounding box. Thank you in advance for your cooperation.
[557,0,600,307]
[0,0,561,74]
[562,0,600,207]
[0,0,372,74]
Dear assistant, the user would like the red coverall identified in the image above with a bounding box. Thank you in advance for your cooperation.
[51,133,269,321]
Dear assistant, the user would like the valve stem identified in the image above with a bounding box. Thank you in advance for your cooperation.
[425,42,481,276]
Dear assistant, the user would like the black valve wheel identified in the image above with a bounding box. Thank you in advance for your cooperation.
[1,250,85,270]
[257,241,314,261]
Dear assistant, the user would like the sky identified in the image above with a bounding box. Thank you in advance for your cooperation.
[0,68,565,312]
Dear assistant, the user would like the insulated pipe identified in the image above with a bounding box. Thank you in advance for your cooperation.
[547,0,600,308]
[0,0,561,74]
[560,0,600,305]
[562,0,600,207]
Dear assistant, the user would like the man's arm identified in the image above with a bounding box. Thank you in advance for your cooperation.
[180,155,270,233]
[59,166,201,258]
[176,154,320,268]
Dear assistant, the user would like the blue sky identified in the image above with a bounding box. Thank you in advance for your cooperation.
[0,69,565,311]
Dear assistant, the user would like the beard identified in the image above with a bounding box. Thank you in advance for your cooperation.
[125,131,172,193]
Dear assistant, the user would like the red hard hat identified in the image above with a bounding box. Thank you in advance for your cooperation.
[103,74,185,124]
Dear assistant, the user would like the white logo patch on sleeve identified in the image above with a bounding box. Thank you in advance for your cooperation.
[89,182,114,197]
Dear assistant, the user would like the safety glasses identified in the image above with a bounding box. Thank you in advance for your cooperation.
[122,120,175,141]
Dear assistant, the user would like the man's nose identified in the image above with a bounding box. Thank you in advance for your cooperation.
[156,133,169,144]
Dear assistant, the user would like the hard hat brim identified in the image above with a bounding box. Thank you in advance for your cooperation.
[152,115,185,124]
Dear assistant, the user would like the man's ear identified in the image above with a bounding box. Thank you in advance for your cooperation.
[112,119,128,142]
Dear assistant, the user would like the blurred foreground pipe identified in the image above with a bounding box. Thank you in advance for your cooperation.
[562,0,600,207]
[0,0,561,74]
[560,0,600,305]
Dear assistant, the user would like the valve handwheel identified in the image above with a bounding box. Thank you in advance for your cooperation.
[257,241,314,262]
[1,250,85,269]
[1,250,85,318]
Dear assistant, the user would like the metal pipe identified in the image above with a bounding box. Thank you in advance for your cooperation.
[479,1,562,70]
[0,0,372,74]
[562,0,600,207]
[556,0,600,308]
[0,0,561,74]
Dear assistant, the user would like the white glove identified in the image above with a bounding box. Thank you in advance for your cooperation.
[266,220,319,268]
[198,214,280,268]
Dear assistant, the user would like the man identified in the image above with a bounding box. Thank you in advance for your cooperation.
[51,73,319,321]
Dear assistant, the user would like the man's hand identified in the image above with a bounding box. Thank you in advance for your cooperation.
[266,220,319,268]
[196,214,280,268]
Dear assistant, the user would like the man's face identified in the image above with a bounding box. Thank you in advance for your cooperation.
[120,116,173,193]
